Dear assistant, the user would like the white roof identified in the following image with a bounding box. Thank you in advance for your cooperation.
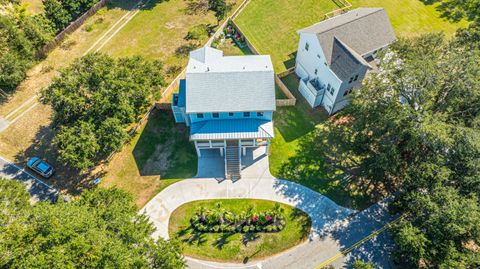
[185,47,276,113]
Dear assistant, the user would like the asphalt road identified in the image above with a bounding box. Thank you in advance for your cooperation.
[0,156,57,202]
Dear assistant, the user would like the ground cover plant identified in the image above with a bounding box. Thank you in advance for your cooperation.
[169,199,311,262]
[0,179,186,268]
[191,202,286,233]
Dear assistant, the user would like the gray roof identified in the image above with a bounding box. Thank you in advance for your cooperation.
[299,8,396,79]
[329,38,370,81]
[190,119,274,140]
[186,47,276,113]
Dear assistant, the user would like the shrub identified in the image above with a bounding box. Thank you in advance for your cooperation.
[243,226,249,233]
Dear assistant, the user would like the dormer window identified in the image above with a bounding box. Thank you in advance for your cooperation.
[243,112,250,117]
[305,42,309,51]
[212,113,219,118]
[228,112,234,117]
[197,113,204,119]
[257,112,264,117]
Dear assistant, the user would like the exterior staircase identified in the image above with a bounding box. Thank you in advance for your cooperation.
[225,141,241,181]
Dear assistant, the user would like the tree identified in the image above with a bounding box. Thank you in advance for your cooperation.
[54,121,99,171]
[41,53,164,171]
[0,180,186,268]
[290,27,480,267]
[352,260,374,269]
[208,0,229,23]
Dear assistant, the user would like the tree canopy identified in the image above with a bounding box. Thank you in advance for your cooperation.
[41,53,164,171]
[0,179,185,268]
[288,26,480,267]
[0,2,55,92]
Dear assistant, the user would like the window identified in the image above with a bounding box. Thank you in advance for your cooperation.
[317,54,321,59]
[314,69,318,75]
[197,113,204,119]
[305,42,309,51]
[257,112,264,117]
[354,74,359,81]
[212,113,219,118]
[343,88,353,96]
[228,112,234,117]
[243,112,250,117]
[327,84,335,96]
[349,77,354,83]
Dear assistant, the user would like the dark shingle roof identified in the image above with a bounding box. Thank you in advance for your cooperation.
[299,8,396,70]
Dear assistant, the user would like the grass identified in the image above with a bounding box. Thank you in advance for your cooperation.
[0,0,239,196]
[270,74,371,209]
[102,109,197,207]
[101,0,243,68]
[169,199,311,263]
[235,0,468,73]
[22,0,44,14]
[235,0,341,73]
[217,38,253,56]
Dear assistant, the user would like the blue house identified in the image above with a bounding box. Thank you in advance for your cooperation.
[295,8,396,114]
[172,47,276,180]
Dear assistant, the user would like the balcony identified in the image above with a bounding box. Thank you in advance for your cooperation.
[306,78,325,96]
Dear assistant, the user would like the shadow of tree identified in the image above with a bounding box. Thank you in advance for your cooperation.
[184,230,207,246]
[290,208,311,238]
[418,0,473,22]
[132,110,197,179]
[213,233,234,250]
[276,124,375,210]
[241,232,260,246]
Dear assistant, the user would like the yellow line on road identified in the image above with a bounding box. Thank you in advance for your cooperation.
[315,215,403,269]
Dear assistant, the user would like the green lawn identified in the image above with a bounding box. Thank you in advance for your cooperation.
[235,0,341,73]
[235,0,468,73]
[102,109,197,207]
[270,75,371,209]
[169,199,311,263]
[101,0,243,69]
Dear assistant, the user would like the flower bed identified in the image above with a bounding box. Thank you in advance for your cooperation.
[224,21,247,48]
[190,203,286,233]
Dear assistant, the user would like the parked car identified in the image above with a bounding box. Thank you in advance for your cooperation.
[26,157,55,178]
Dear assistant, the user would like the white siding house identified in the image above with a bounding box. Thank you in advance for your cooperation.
[295,8,396,114]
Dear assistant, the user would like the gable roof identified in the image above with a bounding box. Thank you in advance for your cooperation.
[186,47,276,114]
[299,8,396,75]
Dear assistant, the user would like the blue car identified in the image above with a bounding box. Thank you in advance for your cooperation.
[27,157,55,178]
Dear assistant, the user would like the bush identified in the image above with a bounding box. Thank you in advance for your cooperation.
[243,226,249,233]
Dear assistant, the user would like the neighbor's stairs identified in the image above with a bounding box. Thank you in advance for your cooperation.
[225,146,241,181]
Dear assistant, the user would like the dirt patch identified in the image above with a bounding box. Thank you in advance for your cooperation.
[140,139,174,175]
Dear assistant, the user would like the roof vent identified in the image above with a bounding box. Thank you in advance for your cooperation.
[243,66,246,70]
[206,67,210,72]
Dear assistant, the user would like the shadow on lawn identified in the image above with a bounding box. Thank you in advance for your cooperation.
[132,109,197,178]
[274,74,328,142]
[14,125,104,195]
[419,0,472,22]
[274,123,378,210]
[106,0,168,12]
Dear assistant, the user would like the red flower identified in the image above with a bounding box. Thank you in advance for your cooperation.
[266,215,272,221]
[252,215,259,222]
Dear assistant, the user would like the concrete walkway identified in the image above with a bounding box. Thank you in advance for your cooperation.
[141,177,355,240]
[0,156,57,202]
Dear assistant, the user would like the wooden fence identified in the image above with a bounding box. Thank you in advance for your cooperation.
[38,0,109,57]
[230,20,297,107]
[324,0,352,19]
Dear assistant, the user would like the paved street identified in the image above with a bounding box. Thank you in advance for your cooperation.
[0,156,57,202]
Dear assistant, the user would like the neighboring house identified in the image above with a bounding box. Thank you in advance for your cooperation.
[295,8,396,114]
[172,47,276,180]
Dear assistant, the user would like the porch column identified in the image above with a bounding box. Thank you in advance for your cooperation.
[220,147,224,157]
[266,139,270,155]
[194,141,201,157]
[242,147,246,156]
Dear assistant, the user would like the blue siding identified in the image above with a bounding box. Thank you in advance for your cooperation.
[189,111,273,124]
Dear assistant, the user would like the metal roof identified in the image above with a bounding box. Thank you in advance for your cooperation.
[185,47,276,113]
[190,119,274,141]
[299,8,396,65]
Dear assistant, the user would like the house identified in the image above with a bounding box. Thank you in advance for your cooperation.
[295,8,396,114]
[172,47,276,180]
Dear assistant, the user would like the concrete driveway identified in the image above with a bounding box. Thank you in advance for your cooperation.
[142,147,395,268]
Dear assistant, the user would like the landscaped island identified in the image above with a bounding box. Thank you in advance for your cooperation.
[169,199,311,263]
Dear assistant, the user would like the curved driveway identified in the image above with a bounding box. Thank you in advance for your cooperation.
[141,176,355,240]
